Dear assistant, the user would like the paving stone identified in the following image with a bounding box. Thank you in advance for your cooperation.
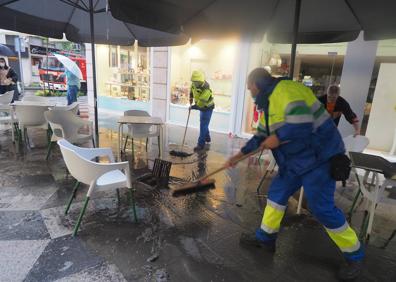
[24,235,103,282]
[0,210,50,240]
[0,240,50,282]
[54,263,127,282]
[0,174,58,211]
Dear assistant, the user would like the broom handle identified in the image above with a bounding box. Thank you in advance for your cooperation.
[181,107,191,149]
[197,148,263,182]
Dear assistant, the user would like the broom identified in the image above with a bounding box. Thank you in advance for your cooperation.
[169,107,193,158]
[171,148,262,196]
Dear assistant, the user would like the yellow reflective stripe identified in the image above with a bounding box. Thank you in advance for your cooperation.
[313,111,330,129]
[326,224,360,253]
[267,199,287,211]
[261,203,286,234]
[285,114,313,124]
[310,100,322,113]
[269,122,285,132]
[192,87,214,107]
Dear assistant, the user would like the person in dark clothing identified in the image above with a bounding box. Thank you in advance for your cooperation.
[319,85,360,136]
[0,57,19,101]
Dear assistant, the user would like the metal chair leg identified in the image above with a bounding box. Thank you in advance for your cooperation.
[131,138,134,160]
[47,129,51,145]
[347,189,362,222]
[123,135,129,151]
[116,188,121,206]
[359,210,370,243]
[157,136,161,157]
[128,188,138,223]
[382,229,396,249]
[256,171,269,194]
[65,181,80,215]
[72,196,90,236]
[46,141,54,160]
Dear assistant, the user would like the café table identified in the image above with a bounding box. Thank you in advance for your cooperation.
[117,116,164,161]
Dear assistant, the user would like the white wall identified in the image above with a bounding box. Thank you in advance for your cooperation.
[365,63,396,151]
[338,33,378,137]
[151,47,169,122]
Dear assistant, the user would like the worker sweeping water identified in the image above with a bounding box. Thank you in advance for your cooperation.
[226,68,364,281]
[189,70,215,152]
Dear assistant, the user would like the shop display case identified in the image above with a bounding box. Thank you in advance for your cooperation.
[105,71,150,101]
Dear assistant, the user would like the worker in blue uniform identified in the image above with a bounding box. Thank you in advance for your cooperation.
[227,68,364,280]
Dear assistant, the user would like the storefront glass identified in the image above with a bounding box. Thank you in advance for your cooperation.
[242,37,347,135]
[96,44,150,113]
[169,39,238,132]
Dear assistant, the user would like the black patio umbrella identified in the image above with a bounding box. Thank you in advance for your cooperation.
[0,0,188,144]
[0,43,15,57]
[109,0,396,77]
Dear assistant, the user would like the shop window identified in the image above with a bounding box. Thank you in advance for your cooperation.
[109,46,118,68]
[242,36,347,135]
[170,39,238,113]
[97,44,150,102]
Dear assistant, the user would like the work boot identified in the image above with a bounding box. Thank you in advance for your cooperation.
[338,260,363,281]
[194,144,205,152]
[239,233,276,253]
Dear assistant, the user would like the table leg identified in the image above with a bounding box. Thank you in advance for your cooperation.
[367,172,380,240]
[159,125,164,158]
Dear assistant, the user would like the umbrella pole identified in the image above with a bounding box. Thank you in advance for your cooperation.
[289,0,302,79]
[89,0,99,146]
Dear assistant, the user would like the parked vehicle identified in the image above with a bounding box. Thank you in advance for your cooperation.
[39,52,87,94]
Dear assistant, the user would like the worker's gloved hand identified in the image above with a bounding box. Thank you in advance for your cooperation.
[190,104,199,110]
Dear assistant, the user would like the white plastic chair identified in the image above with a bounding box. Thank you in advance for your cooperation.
[22,95,48,103]
[0,90,14,104]
[52,102,79,115]
[123,110,160,156]
[14,104,50,147]
[349,152,396,244]
[57,139,137,236]
[343,135,370,153]
[0,91,17,142]
[296,135,370,215]
[44,110,94,159]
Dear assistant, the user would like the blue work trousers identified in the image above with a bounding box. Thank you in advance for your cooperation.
[198,109,213,146]
[67,85,79,105]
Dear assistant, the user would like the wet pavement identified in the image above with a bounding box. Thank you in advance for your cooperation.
[1,120,396,281]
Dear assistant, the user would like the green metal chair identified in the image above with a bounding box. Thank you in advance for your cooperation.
[58,139,137,236]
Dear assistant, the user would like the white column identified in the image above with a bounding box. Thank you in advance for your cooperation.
[338,33,378,137]
[151,47,169,122]
[231,41,250,136]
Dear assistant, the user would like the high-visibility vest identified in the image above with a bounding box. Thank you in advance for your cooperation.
[191,82,214,109]
[256,80,344,176]
[257,80,328,136]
